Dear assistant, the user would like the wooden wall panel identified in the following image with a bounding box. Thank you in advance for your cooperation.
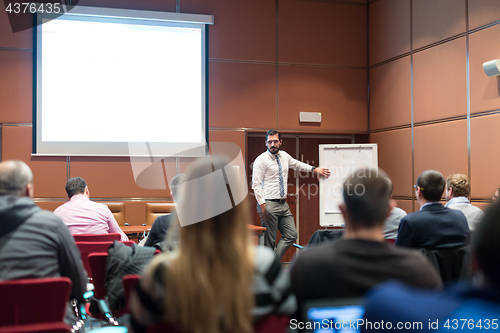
[413,37,467,123]
[280,1,366,66]
[182,0,275,61]
[179,157,197,174]
[69,157,170,198]
[2,126,67,198]
[370,128,412,198]
[209,130,246,162]
[471,201,490,213]
[468,0,500,30]
[369,0,411,65]
[471,114,500,199]
[0,7,32,48]
[414,121,468,188]
[369,56,411,130]
[0,51,32,123]
[469,24,500,114]
[395,199,413,214]
[75,0,176,12]
[209,62,276,129]
[412,0,466,50]
[35,201,67,212]
[278,66,367,132]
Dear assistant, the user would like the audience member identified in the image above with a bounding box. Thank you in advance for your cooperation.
[445,173,484,233]
[129,155,295,333]
[252,129,330,260]
[492,188,500,202]
[54,177,129,241]
[143,173,187,249]
[383,180,407,240]
[396,170,469,249]
[361,199,500,333]
[290,168,442,320]
[0,161,87,323]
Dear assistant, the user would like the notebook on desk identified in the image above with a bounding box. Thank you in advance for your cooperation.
[303,298,365,333]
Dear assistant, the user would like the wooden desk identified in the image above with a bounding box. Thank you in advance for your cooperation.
[120,226,151,234]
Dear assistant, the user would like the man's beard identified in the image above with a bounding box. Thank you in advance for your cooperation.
[268,146,280,154]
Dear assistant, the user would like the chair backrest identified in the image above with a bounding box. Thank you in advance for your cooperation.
[385,238,396,245]
[145,203,175,226]
[122,274,141,313]
[0,322,71,333]
[76,241,134,279]
[88,253,109,300]
[421,245,471,284]
[73,233,121,242]
[0,277,71,326]
[103,202,126,226]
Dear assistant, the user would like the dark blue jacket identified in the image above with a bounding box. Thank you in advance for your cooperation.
[395,203,470,249]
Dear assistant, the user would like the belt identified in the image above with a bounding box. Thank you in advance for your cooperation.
[266,199,286,203]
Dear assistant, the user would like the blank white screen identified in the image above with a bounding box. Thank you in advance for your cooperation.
[35,8,210,156]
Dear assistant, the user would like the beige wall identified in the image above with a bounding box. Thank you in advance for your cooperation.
[369,0,500,212]
[0,0,368,225]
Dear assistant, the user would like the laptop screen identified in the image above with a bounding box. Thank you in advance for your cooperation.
[304,298,365,333]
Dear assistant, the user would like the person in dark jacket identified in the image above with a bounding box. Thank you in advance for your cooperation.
[362,198,500,333]
[396,170,470,249]
[0,160,87,324]
[144,173,187,249]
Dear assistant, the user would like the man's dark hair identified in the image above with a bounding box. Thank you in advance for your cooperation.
[473,200,500,287]
[170,173,187,198]
[416,170,445,202]
[342,167,392,228]
[65,177,87,198]
[265,129,281,142]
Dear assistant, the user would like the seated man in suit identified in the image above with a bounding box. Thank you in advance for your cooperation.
[445,173,484,233]
[0,160,87,323]
[396,170,469,249]
[361,200,500,333]
[54,177,129,241]
[144,173,187,250]
[290,168,442,320]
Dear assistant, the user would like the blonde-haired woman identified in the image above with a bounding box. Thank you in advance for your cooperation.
[128,155,296,333]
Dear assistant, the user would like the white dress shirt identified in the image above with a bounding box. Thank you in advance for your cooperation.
[252,150,313,205]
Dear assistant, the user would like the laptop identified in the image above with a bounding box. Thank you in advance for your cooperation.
[303,298,365,333]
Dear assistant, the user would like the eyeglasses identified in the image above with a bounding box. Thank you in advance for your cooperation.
[267,140,279,145]
[414,185,424,191]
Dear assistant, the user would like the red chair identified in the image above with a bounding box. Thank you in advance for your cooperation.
[385,238,396,245]
[88,250,160,321]
[0,322,70,333]
[122,274,141,313]
[0,277,71,332]
[73,233,121,242]
[76,241,134,279]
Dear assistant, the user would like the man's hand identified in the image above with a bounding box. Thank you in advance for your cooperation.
[314,167,331,179]
[260,203,266,212]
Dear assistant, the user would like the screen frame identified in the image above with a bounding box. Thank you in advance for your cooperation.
[32,6,213,157]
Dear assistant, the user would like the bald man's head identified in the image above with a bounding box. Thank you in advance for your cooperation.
[0,161,34,197]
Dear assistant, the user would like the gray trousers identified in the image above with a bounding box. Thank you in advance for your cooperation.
[262,201,297,260]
